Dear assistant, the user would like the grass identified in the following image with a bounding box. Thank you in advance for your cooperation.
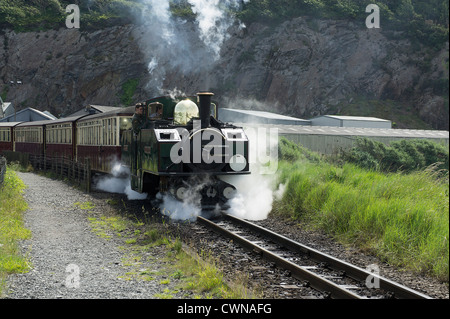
[0,167,31,296]
[83,205,251,298]
[274,159,449,281]
[174,248,251,299]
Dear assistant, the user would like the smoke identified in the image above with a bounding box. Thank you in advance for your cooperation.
[221,172,285,221]
[220,125,284,221]
[156,175,219,221]
[188,0,249,60]
[94,163,148,201]
[134,0,249,95]
[156,192,201,222]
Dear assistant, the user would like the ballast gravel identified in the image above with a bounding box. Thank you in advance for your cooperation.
[4,172,179,299]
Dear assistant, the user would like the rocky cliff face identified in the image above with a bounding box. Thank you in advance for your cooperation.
[0,25,145,117]
[1,17,448,129]
[216,18,449,130]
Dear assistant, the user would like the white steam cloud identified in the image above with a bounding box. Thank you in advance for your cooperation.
[156,175,220,221]
[134,0,249,95]
[94,163,148,201]
[188,0,249,59]
[220,125,284,221]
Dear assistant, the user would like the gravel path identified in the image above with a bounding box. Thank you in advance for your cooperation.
[5,172,175,299]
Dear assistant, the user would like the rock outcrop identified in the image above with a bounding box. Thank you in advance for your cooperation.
[0,17,448,129]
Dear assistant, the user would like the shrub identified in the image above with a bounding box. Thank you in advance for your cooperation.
[343,137,449,173]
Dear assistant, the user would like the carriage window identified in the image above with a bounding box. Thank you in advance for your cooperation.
[112,118,117,145]
[120,117,132,131]
[107,120,110,145]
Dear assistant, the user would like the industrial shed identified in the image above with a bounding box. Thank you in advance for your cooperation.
[310,115,392,129]
[0,107,57,123]
[218,108,310,126]
[238,123,448,155]
[0,101,14,119]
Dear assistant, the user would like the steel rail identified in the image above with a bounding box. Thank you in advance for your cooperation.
[223,214,432,300]
[197,215,362,299]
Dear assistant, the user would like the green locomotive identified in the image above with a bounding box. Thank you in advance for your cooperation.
[121,92,250,209]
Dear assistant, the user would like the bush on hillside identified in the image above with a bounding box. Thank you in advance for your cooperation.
[343,137,449,173]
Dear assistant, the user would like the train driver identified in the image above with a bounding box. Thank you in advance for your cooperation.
[132,103,148,135]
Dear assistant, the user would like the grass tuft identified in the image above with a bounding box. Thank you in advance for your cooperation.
[0,168,31,296]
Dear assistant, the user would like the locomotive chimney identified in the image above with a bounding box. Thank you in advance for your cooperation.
[197,92,214,129]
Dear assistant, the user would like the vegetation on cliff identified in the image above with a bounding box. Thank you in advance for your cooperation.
[239,0,449,49]
[1,0,448,49]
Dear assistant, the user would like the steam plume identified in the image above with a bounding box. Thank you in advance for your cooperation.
[94,163,148,200]
[156,175,218,221]
[134,0,249,94]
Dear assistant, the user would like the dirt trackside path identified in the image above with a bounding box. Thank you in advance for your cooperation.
[5,172,177,299]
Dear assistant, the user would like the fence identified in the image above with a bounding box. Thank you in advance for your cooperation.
[1,151,91,192]
[0,156,6,188]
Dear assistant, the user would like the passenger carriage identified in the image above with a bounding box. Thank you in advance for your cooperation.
[14,121,47,156]
[0,122,21,154]
[45,115,88,159]
[76,106,134,173]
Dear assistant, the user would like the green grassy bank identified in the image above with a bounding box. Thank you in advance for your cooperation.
[274,138,449,281]
[0,167,30,296]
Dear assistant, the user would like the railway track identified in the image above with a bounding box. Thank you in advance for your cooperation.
[197,213,432,299]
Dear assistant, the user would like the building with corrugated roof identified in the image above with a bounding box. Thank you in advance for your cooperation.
[0,107,57,122]
[218,108,310,125]
[310,115,392,129]
[67,105,121,118]
[237,123,448,154]
[0,100,15,119]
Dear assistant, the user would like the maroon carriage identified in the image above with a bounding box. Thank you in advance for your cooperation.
[14,121,47,156]
[76,107,134,173]
[45,115,88,160]
[0,122,21,154]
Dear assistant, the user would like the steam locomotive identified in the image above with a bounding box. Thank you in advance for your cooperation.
[121,92,250,209]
